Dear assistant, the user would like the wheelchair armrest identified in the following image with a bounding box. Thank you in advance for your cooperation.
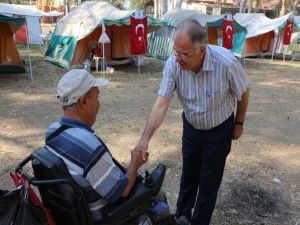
[145,164,166,196]
[102,183,152,221]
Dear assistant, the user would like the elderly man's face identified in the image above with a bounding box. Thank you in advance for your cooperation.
[84,87,100,126]
[173,32,205,72]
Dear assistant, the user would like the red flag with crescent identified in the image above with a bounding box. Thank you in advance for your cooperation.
[130,16,147,55]
[282,19,294,45]
[222,19,234,50]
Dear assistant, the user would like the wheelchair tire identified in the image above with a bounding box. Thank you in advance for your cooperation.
[155,214,177,225]
[137,212,155,225]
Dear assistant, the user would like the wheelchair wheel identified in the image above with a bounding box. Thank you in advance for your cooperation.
[137,212,155,225]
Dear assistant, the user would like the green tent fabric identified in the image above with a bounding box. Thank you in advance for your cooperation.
[147,26,176,60]
[45,34,77,68]
[0,14,26,33]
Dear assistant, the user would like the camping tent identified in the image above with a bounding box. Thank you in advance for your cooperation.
[295,16,300,28]
[206,16,246,57]
[233,12,300,57]
[0,3,62,45]
[0,14,26,74]
[291,16,300,43]
[45,1,167,69]
[147,8,246,60]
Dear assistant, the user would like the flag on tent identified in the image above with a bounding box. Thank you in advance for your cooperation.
[282,19,294,45]
[222,18,234,50]
[130,16,147,55]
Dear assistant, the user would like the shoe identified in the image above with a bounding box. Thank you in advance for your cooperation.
[176,215,189,225]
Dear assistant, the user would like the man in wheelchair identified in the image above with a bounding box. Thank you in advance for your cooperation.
[15,69,175,225]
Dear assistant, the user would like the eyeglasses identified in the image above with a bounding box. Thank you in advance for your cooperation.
[173,49,193,59]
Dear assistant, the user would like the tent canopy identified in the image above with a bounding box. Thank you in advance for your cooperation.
[45,1,167,69]
[0,14,26,74]
[147,8,246,59]
[0,3,62,17]
[233,12,299,57]
[161,7,224,27]
[294,16,300,30]
[0,14,25,33]
[234,12,297,38]
[0,3,62,45]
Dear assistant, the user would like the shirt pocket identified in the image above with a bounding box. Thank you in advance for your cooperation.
[204,90,226,112]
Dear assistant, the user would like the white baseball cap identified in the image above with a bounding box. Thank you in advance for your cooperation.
[57,69,109,106]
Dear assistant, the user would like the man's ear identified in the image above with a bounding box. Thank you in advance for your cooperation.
[77,95,87,108]
[199,45,205,54]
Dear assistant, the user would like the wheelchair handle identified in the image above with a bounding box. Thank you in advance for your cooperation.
[15,152,76,188]
[15,154,33,173]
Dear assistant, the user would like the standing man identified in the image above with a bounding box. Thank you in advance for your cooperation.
[135,19,249,225]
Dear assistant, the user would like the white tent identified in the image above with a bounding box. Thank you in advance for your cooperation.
[161,7,224,27]
[0,3,62,45]
[234,13,293,39]
[233,12,298,58]
[293,16,300,43]
[45,1,167,68]
[147,8,247,59]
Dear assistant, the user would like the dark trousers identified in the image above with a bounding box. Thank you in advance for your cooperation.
[175,112,234,225]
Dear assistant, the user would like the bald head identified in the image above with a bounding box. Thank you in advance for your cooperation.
[175,19,207,46]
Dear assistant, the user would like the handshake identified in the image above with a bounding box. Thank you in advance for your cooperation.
[131,147,149,167]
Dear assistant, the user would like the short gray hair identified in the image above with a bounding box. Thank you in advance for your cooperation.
[176,19,207,46]
[62,88,93,110]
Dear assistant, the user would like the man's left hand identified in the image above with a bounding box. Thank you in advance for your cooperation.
[232,124,243,140]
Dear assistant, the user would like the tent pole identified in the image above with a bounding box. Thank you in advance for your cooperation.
[138,55,140,74]
[271,32,278,61]
[242,43,246,66]
[102,42,105,78]
[25,20,33,82]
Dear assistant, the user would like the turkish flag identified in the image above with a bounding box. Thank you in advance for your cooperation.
[282,19,294,45]
[130,16,147,55]
[222,19,234,50]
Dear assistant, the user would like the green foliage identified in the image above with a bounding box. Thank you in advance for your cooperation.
[130,0,146,10]
[111,0,126,9]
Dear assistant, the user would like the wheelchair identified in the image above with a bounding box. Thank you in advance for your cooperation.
[15,147,176,225]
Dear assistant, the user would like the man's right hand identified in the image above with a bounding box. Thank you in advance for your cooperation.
[122,149,149,197]
[134,139,149,161]
[134,96,171,161]
[131,148,149,166]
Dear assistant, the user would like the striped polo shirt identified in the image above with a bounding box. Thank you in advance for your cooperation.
[45,117,128,221]
[159,44,249,130]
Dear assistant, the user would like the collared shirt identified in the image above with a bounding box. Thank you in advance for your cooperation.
[159,44,249,130]
[45,117,128,221]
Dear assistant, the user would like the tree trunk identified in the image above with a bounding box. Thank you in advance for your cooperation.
[154,0,159,18]
[254,0,260,12]
[279,0,286,16]
[292,0,299,13]
[239,0,247,13]
[175,0,183,8]
[162,0,168,15]
[248,0,253,13]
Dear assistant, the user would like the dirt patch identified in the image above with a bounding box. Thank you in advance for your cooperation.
[0,45,299,225]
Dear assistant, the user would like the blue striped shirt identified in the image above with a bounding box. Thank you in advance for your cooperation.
[159,44,249,130]
[45,117,128,221]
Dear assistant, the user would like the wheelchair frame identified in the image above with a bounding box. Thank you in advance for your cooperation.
[15,147,176,225]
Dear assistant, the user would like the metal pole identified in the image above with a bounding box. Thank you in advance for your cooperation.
[25,20,33,82]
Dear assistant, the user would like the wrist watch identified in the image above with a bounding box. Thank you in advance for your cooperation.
[235,120,244,125]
